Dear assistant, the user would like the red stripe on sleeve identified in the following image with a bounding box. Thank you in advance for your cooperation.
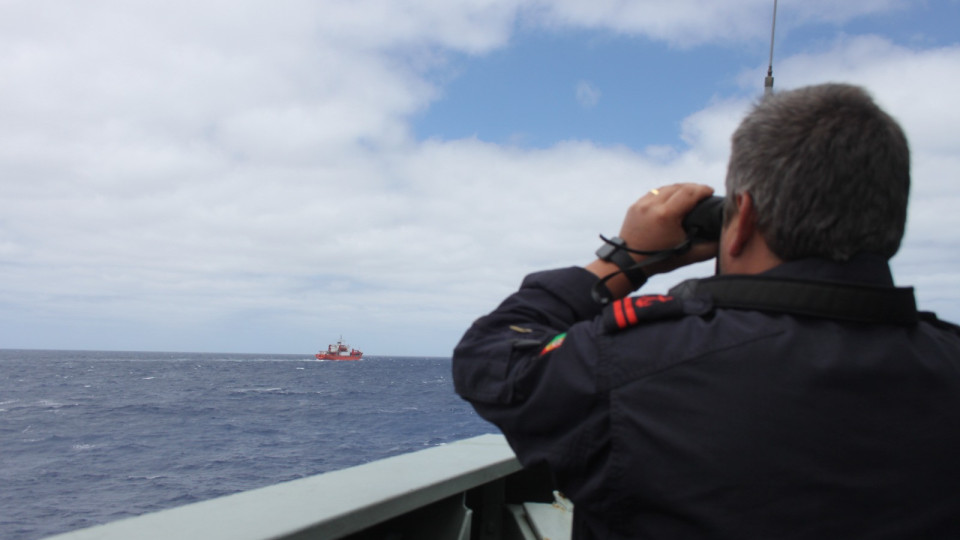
[613,299,627,329]
[624,297,639,325]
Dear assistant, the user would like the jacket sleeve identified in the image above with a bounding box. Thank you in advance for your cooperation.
[451,267,611,481]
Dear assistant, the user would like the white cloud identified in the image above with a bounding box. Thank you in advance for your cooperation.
[524,0,909,46]
[0,1,958,354]
[576,80,602,108]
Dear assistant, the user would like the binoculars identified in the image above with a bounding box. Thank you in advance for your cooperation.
[682,196,725,242]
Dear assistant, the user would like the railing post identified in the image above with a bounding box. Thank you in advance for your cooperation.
[474,477,506,540]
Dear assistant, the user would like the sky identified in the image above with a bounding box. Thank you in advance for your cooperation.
[1,0,959,356]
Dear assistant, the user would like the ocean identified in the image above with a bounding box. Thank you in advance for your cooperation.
[0,349,498,540]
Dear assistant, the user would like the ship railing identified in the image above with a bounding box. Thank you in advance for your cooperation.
[43,434,573,540]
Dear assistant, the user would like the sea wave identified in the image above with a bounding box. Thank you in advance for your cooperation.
[0,351,496,540]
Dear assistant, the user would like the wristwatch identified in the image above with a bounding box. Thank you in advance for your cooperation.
[595,236,648,289]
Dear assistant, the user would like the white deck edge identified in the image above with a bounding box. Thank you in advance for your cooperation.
[44,433,520,540]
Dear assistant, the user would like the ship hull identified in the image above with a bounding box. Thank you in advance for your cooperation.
[315,353,363,361]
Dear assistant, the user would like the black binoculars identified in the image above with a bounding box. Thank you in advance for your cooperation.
[682,196,725,242]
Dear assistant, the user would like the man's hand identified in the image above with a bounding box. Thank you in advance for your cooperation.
[619,183,718,273]
[586,183,719,298]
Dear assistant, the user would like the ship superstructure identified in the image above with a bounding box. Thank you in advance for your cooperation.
[316,337,363,361]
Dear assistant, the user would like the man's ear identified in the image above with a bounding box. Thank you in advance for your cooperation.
[727,192,757,257]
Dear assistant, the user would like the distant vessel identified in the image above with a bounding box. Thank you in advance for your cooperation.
[315,337,363,361]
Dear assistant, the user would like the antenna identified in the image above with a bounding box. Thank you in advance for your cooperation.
[764,0,778,96]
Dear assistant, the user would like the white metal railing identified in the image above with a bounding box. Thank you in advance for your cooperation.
[43,434,524,540]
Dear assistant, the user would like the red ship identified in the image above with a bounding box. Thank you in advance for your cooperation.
[315,336,363,361]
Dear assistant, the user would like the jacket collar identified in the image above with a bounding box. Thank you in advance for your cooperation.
[757,253,895,287]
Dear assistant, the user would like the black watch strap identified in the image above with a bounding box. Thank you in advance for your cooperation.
[595,237,648,289]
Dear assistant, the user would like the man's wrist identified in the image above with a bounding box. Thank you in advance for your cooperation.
[594,236,648,289]
[586,259,635,300]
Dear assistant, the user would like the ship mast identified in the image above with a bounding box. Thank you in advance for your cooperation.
[764,0,779,96]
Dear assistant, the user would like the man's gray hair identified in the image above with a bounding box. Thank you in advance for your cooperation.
[725,83,910,261]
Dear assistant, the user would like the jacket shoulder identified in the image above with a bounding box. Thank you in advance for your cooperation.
[919,311,960,336]
[602,294,711,332]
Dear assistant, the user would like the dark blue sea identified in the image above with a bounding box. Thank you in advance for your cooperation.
[0,350,498,540]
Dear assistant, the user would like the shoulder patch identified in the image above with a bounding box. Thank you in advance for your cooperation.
[603,294,685,332]
[539,332,567,356]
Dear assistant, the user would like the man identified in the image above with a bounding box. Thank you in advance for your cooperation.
[452,83,960,539]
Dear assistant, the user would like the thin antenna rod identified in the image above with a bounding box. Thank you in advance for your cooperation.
[764,0,778,96]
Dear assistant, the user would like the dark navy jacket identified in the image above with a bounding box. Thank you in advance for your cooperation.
[453,257,960,539]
